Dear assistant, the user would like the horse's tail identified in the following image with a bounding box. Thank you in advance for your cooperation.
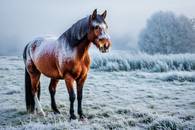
[23,44,41,112]
[24,67,35,112]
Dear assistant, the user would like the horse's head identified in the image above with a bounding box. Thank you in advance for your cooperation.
[88,9,111,53]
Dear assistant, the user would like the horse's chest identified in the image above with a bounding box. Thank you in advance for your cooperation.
[60,59,88,79]
[71,61,88,79]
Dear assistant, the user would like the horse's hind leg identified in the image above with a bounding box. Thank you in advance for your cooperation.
[29,71,45,116]
[49,79,60,114]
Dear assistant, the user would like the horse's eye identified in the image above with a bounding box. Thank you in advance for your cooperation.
[94,26,99,30]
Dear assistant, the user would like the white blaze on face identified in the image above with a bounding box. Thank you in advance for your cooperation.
[99,30,110,40]
[92,21,110,40]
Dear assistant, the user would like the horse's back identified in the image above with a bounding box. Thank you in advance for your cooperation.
[24,36,62,78]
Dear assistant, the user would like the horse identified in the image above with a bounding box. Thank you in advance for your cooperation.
[23,9,111,120]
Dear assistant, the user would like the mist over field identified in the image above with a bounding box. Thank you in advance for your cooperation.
[0,0,195,55]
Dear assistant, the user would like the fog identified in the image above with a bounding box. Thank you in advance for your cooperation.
[0,0,194,55]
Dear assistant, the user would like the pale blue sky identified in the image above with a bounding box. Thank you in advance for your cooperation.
[0,0,194,55]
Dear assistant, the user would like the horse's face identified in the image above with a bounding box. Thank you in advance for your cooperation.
[88,9,111,53]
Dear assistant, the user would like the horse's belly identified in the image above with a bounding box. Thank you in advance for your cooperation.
[40,68,61,78]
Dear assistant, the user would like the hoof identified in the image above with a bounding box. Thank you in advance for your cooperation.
[27,106,35,114]
[53,109,60,114]
[34,108,45,116]
[27,109,34,114]
[54,111,60,115]
[80,114,85,119]
[70,114,77,120]
[38,111,46,116]
[79,114,87,121]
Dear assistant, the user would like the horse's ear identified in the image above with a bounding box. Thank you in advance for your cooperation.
[92,9,97,19]
[101,10,107,19]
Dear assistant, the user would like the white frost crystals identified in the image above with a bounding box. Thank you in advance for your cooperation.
[27,36,76,69]
[91,51,195,72]
[0,52,195,129]
[57,37,76,70]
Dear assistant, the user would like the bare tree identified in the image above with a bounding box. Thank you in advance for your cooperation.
[138,11,195,54]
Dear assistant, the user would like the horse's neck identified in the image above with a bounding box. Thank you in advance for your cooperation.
[76,35,91,60]
[57,35,91,60]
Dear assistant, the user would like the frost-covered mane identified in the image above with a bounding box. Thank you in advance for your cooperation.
[58,16,89,47]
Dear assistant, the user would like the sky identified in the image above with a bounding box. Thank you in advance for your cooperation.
[0,0,195,55]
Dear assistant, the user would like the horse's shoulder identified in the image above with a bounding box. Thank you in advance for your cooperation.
[83,53,91,69]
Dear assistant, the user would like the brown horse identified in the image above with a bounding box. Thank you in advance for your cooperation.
[23,9,111,120]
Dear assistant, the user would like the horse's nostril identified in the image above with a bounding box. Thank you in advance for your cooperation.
[105,43,109,49]
[99,38,104,41]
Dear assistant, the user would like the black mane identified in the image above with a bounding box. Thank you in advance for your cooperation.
[58,16,90,47]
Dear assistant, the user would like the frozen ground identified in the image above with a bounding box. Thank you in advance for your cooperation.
[0,51,195,130]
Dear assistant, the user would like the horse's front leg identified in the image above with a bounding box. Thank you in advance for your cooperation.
[76,74,87,119]
[64,74,76,120]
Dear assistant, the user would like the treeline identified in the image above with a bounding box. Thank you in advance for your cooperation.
[138,11,195,54]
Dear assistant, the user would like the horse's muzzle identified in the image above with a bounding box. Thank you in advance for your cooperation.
[95,38,111,53]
